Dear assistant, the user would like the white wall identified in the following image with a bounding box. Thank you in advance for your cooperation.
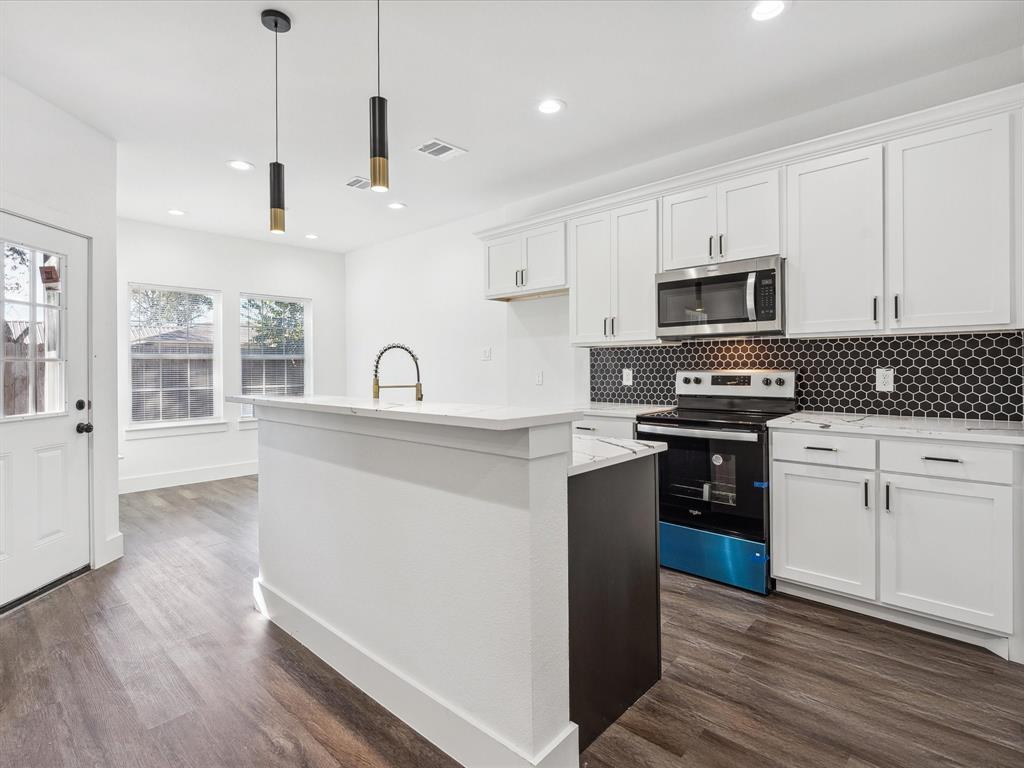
[116,219,346,492]
[344,51,1023,409]
[0,75,122,567]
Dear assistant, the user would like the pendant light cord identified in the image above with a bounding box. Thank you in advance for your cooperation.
[274,24,280,162]
[376,0,381,97]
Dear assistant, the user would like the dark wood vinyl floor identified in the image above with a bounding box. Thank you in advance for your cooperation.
[2,477,1023,768]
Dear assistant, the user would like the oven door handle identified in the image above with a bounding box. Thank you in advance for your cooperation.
[636,424,759,442]
[746,271,757,321]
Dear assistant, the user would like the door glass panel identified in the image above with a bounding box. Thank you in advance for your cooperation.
[2,242,66,418]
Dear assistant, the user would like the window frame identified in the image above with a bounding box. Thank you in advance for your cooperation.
[125,282,224,432]
[237,292,312,422]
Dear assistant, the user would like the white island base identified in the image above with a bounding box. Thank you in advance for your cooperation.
[230,395,582,768]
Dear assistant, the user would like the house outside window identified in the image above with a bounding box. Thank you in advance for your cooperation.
[128,286,219,423]
[239,295,308,418]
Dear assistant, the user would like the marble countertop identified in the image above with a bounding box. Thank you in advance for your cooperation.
[577,402,674,419]
[226,394,577,431]
[569,435,667,477]
[767,412,1024,446]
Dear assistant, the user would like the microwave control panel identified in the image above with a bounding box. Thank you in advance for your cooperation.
[755,269,776,320]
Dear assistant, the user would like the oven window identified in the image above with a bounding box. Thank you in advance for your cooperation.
[659,273,750,327]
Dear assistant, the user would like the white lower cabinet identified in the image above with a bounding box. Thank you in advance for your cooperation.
[771,462,876,600]
[879,473,1013,634]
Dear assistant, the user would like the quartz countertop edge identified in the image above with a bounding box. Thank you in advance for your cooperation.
[227,395,577,431]
[579,403,674,419]
[569,436,667,476]
[767,412,1024,446]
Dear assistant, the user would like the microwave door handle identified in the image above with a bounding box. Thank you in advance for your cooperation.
[746,272,757,321]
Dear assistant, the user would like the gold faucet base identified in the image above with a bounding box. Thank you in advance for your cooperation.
[372,377,423,402]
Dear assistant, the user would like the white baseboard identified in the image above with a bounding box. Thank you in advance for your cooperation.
[119,461,258,494]
[253,578,579,768]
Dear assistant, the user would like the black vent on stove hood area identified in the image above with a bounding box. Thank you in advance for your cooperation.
[590,331,1023,421]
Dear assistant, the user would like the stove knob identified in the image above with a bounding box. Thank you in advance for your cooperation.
[762,377,772,386]
[681,376,692,385]
[775,377,787,387]
[692,376,702,385]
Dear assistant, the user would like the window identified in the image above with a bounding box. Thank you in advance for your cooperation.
[129,287,218,423]
[239,295,307,417]
[2,241,65,418]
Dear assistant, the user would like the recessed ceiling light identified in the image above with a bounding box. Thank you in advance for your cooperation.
[387,201,406,210]
[751,0,786,21]
[167,209,186,216]
[305,233,319,239]
[537,98,566,115]
[227,159,254,171]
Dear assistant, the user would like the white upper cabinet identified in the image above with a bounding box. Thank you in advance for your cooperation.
[716,170,781,261]
[610,200,658,343]
[568,212,613,345]
[570,201,658,345]
[880,473,1013,634]
[886,114,1012,330]
[484,223,566,300]
[661,170,780,270]
[786,145,884,335]
[771,462,877,600]
[660,186,717,270]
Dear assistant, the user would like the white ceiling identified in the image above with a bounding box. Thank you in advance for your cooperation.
[2,0,1023,254]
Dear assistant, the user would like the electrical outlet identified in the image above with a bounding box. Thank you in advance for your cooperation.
[534,370,544,386]
[481,347,492,362]
[875,367,895,392]
[622,368,633,386]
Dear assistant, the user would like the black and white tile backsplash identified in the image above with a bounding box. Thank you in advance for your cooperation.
[590,331,1024,420]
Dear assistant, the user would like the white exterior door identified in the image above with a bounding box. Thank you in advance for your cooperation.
[786,146,884,335]
[660,186,717,270]
[484,234,523,298]
[716,169,780,262]
[522,223,566,293]
[879,474,1012,634]
[771,462,876,600]
[610,200,658,343]
[569,212,612,345]
[886,114,1012,330]
[0,212,90,607]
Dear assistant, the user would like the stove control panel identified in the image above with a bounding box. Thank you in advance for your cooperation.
[676,370,795,399]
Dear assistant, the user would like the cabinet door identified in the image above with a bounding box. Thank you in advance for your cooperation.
[569,212,612,345]
[716,169,780,261]
[610,200,658,343]
[887,114,1012,330]
[771,462,876,600]
[786,146,884,335]
[660,186,717,270]
[522,223,566,292]
[879,474,1012,634]
[485,234,523,297]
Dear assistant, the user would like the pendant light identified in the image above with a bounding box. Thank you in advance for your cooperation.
[262,9,291,233]
[369,0,389,192]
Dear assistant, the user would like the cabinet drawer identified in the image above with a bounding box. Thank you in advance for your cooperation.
[880,440,1014,485]
[573,417,635,439]
[771,431,876,469]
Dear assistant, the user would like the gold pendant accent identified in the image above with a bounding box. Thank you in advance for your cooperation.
[370,156,389,192]
[270,207,285,233]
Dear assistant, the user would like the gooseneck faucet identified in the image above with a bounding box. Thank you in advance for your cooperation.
[372,343,423,402]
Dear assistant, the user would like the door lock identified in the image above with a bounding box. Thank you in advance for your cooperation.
[75,422,94,434]
[75,399,87,411]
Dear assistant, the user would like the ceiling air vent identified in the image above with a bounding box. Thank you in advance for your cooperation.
[414,138,467,161]
[346,176,371,190]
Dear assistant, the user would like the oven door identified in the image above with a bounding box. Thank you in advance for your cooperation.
[635,422,768,542]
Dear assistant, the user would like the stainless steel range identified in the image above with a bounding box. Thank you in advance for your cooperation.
[636,370,797,594]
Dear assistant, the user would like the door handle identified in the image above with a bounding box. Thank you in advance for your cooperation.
[803,446,837,452]
[922,456,962,463]
[864,480,869,509]
[708,235,713,260]
[884,482,891,512]
[603,317,608,336]
[76,422,94,434]
[514,269,520,287]
[872,296,878,323]
[718,234,724,257]
[574,426,596,431]
[521,268,527,287]
[610,316,615,336]
[701,482,711,502]
[894,294,900,321]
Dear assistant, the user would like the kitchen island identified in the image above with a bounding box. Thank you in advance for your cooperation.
[228,394,664,768]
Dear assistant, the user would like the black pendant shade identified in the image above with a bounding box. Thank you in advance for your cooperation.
[369,95,389,192]
[263,9,290,233]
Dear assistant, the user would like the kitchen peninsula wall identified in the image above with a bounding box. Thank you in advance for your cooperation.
[590,331,1024,420]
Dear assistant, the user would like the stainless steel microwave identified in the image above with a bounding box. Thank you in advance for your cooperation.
[656,256,784,339]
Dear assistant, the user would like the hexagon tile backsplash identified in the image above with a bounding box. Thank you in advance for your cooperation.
[590,331,1024,420]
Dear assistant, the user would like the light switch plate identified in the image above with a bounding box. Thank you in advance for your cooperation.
[622,368,633,386]
[534,371,544,386]
[876,367,895,392]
